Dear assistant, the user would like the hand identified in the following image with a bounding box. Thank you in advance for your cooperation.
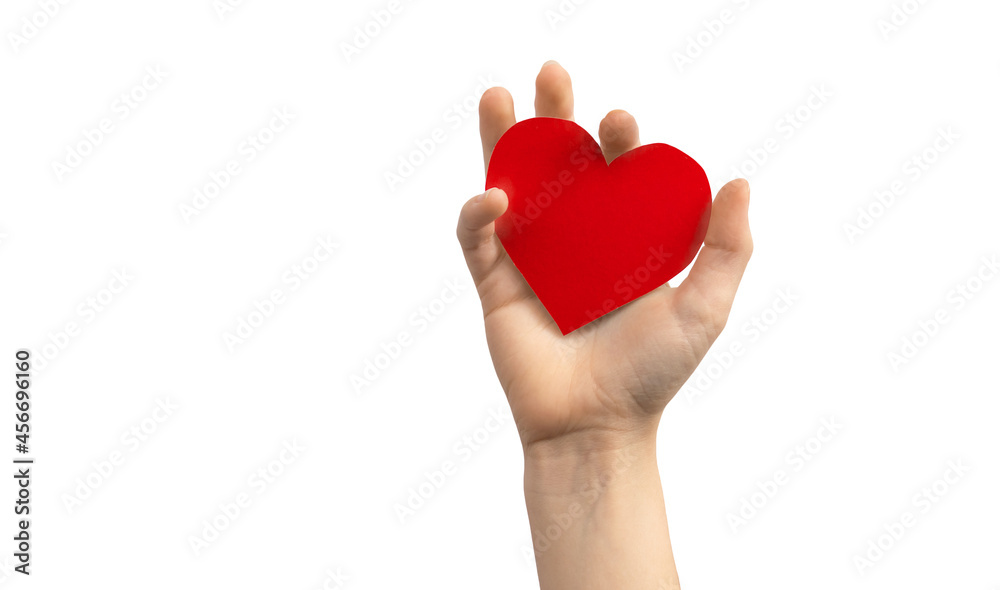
[457,61,753,453]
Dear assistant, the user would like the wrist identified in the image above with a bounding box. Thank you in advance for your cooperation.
[522,425,659,499]
[520,426,679,590]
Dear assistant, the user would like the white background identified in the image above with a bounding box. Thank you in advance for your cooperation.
[1,0,998,588]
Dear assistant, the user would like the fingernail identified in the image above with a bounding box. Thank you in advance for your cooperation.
[477,188,492,203]
[543,60,559,68]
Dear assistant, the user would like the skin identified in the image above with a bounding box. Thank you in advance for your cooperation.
[456,61,753,590]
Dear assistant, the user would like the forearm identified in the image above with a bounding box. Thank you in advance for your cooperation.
[523,429,680,590]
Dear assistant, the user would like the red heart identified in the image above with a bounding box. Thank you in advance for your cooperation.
[486,117,712,334]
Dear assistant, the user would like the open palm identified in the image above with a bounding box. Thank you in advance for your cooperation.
[457,62,753,451]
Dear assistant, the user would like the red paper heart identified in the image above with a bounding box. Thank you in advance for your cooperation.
[486,117,711,334]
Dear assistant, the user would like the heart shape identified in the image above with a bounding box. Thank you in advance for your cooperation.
[486,117,712,334]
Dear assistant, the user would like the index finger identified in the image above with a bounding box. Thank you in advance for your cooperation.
[480,87,516,173]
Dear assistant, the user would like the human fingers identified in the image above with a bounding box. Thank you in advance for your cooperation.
[534,61,574,120]
[674,179,753,335]
[480,87,516,173]
[598,109,640,164]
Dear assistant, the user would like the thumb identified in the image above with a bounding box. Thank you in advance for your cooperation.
[675,178,753,333]
[456,188,509,286]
